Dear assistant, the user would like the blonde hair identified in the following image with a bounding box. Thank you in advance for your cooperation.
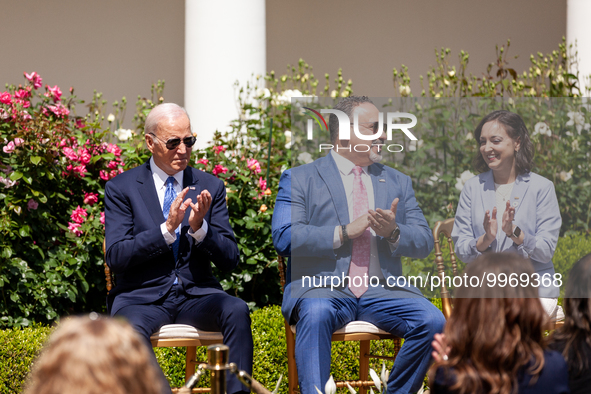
[23,316,165,394]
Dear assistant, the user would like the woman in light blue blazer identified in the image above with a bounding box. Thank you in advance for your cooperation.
[451,110,563,319]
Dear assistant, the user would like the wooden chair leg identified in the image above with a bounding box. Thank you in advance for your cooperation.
[358,340,371,394]
[285,320,299,394]
[185,346,197,382]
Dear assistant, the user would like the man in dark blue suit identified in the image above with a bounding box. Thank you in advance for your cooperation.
[105,103,252,394]
[273,96,445,394]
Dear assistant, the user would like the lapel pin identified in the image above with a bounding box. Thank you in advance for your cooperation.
[189,186,196,190]
[513,201,519,207]
[379,179,386,183]
[514,196,519,199]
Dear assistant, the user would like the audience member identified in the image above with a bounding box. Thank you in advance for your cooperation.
[429,253,570,394]
[23,315,165,394]
[549,253,591,394]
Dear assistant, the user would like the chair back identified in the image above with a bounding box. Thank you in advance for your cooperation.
[433,218,456,319]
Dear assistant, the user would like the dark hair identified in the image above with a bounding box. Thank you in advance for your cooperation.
[472,110,534,175]
[430,253,547,394]
[329,96,374,144]
[551,253,591,377]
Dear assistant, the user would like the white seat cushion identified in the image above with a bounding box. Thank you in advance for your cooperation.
[150,324,224,341]
[290,320,390,335]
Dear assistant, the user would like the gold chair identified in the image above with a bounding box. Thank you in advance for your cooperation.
[104,240,223,392]
[278,256,401,394]
[432,218,564,328]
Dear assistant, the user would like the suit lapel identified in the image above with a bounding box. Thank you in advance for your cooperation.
[138,161,166,226]
[509,172,531,213]
[316,154,349,225]
[369,164,388,211]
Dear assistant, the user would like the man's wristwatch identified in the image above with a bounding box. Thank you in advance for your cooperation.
[507,226,521,239]
[386,225,400,243]
[342,225,350,243]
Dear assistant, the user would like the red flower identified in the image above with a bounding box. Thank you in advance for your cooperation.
[46,85,62,102]
[258,177,267,191]
[24,72,43,89]
[47,103,69,117]
[14,89,31,100]
[100,212,105,225]
[78,148,91,165]
[106,143,122,157]
[68,222,83,237]
[213,145,226,155]
[212,164,228,176]
[99,170,110,181]
[247,159,261,174]
[62,146,78,161]
[196,158,209,166]
[83,192,99,206]
[70,206,88,224]
[0,92,11,105]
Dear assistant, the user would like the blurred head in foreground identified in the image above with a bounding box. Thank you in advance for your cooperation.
[23,315,164,394]
[431,252,547,394]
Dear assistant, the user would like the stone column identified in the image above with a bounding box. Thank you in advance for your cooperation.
[185,0,266,148]
[567,0,591,93]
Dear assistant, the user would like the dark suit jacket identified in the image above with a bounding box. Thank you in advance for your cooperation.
[104,160,239,315]
[279,154,433,322]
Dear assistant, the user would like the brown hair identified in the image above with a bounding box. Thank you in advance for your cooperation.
[23,316,165,394]
[430,253,547,394]
[472,110,534,176]
[551,253,591,377]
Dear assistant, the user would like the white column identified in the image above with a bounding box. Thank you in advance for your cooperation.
[185,0,266,148]
[567,0,591,93]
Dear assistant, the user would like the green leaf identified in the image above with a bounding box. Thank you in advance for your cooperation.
[19,225,31,237]
[30,156,42,165]
[10,172,23,181]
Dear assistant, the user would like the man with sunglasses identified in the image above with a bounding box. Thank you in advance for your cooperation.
[104,103,253,394]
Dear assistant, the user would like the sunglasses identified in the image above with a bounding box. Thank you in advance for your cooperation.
[149,133,196,150]
[350,122,387,134]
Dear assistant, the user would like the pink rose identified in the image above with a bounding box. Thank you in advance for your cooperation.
[247,158,261,174]
[99,170,110,181]
[259,177,267,191]
[27,199,38,211]
[107,160,118,170]
[83,192,99,206]
[47,103,69,117]
[78,148,91,165]
[212,164,228,176]
[3,141,15,154]
[106,143,122,157]
[196,158,209,166]
[100,211,105,225]
[70,206,88,224]
[62,146,78,161]
[21,112,32,120]
[109,170,118,179]
[72,165,87,177]
[0,92,12,105]
[46,85,62,102]
[25,72,43,89]
[14,89,31,100]
[213,145,226,155]
[14,138,24,146]
[68,222,83,237]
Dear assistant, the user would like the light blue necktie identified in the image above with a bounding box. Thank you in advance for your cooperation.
[163,177,180,267]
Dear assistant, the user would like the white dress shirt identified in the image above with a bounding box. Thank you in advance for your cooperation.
[330,150,399,279]
[150,157,208,245]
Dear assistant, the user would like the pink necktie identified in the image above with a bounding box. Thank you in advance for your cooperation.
[349,166,370,298]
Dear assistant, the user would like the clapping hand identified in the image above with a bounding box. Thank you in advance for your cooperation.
[166,188,191,234]
[189,190,212,232]
[431,333,450,363]
[368,198,399,238]
[482,207,498,243]
[501,200,515,236]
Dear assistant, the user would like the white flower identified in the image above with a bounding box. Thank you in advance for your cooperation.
[559,170,573,182]
[0,108,8,120]
[324,376,336,394]
[572,139,580,151]
[345,382,357,394]
[114,128,134,142]
[448,70,455,77]
[533,122,552,137]
[381,362,389,390]
[465,133,474,141]
[274,89,303,106]
[369,368,381,392]
[408,139,423,151]
[284,130,292,149]
[297,152,313,164]
[399,85,411,97]
[330,90,338,98]
[256,88,271,99]
[455,170,475,191]
[427,172,441,186]
[566,111,590,134]
[107,113,115,123]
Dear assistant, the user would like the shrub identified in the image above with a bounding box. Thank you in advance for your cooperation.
[0,324,52,394]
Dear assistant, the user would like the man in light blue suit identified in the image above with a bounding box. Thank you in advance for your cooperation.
[272,97,445,394]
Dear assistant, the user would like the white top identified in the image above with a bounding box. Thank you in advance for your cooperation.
[150,157,208,245]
